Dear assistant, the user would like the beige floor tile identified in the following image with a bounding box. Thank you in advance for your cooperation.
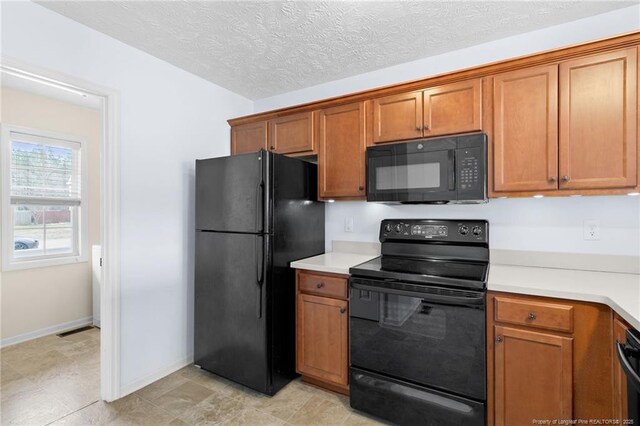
[341,412,389,426]
[223,407,285,425]
[50,400,120,425]
[177,366,234,394]
[0,387,73,425]
[0,376,40,402]
[178,392,244,425]
[135,371,189,402]
[252,380,314,421]
[46,371,101,411]
[288,396,352,426]
[57,337,100,359]
[7,349,70,379]
[106,394,176,426]
[167,418,190,426]
[224,381,268,407]
[0,362,23,386]
[152,380,215,417]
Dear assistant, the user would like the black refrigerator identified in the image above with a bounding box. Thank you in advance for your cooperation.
[194,150,324,396]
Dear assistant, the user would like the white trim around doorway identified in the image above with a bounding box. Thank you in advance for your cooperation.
[0,58,122,402]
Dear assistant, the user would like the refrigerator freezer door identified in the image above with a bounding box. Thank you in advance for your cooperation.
[194,231,269,393]
[196,151,267,233]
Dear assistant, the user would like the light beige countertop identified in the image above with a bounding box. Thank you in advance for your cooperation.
[291,242,640,329]
[290,241,380,275]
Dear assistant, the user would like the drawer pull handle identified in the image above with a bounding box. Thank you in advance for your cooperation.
[528,312,537,320]
[496,336,503,343]
[340,307,346,314]
[316,282,325,289]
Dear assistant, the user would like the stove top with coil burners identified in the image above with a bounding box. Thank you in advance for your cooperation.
[349,219,489,290]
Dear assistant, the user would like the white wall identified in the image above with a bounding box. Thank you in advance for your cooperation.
[326,197,640,256]
[253,5,640,257]
[1,1,253,394]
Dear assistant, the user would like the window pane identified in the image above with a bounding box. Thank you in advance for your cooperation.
[10,139,81,200]
[44,206,73,254]
[13,205,44,258]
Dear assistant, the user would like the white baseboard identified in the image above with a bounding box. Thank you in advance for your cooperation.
[119,354,194,399]
[1,316,94,348]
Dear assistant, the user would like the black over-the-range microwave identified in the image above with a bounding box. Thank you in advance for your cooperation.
[366,132,487,204]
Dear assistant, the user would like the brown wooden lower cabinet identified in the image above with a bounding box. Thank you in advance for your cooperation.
[295,269,349,394]
[493,325,573,425]
[487,291,615,426]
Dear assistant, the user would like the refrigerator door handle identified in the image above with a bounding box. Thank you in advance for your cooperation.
[255,181,264,233]
[256,234,264,319]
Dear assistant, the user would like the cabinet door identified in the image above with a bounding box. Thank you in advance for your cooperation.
[317,102,367,199]
[231,121,268,155]
[494,325,573,426]
[268,112,315,155]
[423,79,482,137]
[492,65,559,193]
[613,316,629,422]
[559,48,637,190]
[296,293,348,387]
[371,91,423,144]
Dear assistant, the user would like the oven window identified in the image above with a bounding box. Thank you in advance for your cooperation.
[375,162,440,190]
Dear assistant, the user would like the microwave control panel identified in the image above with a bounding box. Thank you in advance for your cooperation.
[459,155,480,190]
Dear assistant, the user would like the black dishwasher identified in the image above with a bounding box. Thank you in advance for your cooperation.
[617,328,640,423]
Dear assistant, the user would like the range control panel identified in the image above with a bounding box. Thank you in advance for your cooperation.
[379,219,488,244]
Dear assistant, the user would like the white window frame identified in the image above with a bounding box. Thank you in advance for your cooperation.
[1,124,89,271]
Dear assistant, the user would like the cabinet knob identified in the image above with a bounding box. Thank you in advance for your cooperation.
[548,176,557,183]
[528,312,537,320]
[358,186,364,191]
[316,282,325,289]
[270,146,275,150]
[416,126,422,132]
[561,175,570,182]
[423,125,430,131]
[340,307,347,314]
[496,336,503,343]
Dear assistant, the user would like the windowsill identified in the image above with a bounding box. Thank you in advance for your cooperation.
[2,254,89,272]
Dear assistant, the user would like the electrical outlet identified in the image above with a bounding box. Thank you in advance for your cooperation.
[344,217,354,233]
[583,220,601,241]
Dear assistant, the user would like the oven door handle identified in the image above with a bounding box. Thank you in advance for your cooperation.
[616,341,640,394]
[351,282,484,308]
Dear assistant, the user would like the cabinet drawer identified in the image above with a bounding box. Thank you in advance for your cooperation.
[494,296,574,333]
[298,271,347,299]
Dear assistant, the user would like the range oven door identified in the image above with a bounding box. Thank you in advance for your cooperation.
[366,138,456,203]
[349,277,486,400]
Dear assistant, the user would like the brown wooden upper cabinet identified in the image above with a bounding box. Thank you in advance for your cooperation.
[268,112,315,156]
[317,101,367,199]
[370,79,482,144]
[231,121,268,155]
[559,48,637,190]
[490,47,638,195]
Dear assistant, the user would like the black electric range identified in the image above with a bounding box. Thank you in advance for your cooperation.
[349,219,489,426]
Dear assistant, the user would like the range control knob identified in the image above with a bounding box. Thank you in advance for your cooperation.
[384,223,393,233]
[459,225,469,236]
[395,224,403,233]
[472,226,483,236]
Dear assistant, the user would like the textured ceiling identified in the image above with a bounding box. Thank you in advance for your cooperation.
[39,1,636,100]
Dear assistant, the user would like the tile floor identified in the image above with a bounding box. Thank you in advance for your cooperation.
[1,329,386,425]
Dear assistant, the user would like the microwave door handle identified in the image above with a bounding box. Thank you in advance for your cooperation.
[448,150,456,191]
